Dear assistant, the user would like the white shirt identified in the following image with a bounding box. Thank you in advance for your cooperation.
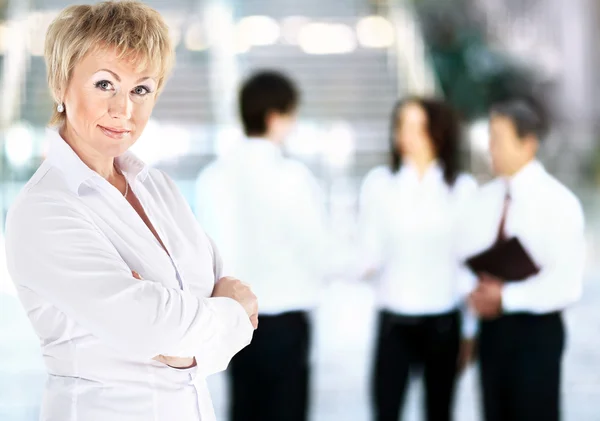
[456,160,585,314]
[359,162,478,334]
[5,130,254,421]
[195,139,329,315]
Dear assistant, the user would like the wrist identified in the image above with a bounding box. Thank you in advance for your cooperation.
[168,357,197,369]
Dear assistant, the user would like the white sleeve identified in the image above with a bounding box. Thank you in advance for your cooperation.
[502,201,585,313]
[5,194,253,364]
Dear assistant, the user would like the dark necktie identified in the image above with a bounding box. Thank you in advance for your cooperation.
[495,188,511,243]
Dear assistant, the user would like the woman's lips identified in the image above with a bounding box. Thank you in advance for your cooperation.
[98,125,131,139]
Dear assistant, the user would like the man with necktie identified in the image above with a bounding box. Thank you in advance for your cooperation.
[457,95,586,421]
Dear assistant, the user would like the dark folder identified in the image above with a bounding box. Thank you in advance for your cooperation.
[465,237,540,282]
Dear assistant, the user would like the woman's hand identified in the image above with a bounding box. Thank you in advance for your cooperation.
[131,271,197,368]
[212,276,259,329]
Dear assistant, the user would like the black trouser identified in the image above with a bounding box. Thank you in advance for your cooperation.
[479,312,565,421]
[228,311,310,421]
[372,309,461,421]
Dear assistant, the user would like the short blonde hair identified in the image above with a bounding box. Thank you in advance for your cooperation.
[44,0,174,126]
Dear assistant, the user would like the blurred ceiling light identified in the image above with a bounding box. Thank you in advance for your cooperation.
[281,16,310,45]
[356,16,394,48]
[185,22,209,51]
[298,23,356,55]
[5,122,34,167]
[237,15,280,46]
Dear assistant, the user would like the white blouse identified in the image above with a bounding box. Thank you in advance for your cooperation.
[5,130,253,421]
[359,162,478,333]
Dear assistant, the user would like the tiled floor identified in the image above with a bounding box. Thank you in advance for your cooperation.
[207,274,600,421]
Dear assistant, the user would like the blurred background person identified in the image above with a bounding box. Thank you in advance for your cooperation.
[459,95,586,421]
[359,97,477,421]
[4,2,258,421]
[195,70,330,421]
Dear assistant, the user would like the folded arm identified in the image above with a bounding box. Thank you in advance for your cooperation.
[5,195,253,365]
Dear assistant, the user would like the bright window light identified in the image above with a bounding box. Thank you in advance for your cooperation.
[469,119,490,153]
[5,122,34,167]
[131,121,193,164]
[285,123,321,156]
[322,121,355,167]
[130,119,163,165]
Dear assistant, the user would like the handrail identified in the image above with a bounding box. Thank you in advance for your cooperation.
[388,0,439,97]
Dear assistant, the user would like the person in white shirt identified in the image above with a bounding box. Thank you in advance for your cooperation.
[196,71,328,421]
[4,2,258,421]
[360,97,477,421]
[460,96,585,421]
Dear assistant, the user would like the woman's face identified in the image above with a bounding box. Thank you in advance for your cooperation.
[61,47,158,159]
[395,102,434,161]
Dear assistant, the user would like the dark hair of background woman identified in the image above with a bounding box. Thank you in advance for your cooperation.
[389,96,461,186]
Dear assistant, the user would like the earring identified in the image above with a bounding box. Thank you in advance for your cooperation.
[57,103,65,113]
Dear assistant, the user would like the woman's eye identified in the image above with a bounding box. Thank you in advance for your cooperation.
[95,80,113,91]
[133,86,151,96]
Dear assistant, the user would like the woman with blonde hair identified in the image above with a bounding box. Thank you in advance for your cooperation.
[5,2,258,420]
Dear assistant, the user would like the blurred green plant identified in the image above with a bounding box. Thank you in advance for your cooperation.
[410,0,536,121]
